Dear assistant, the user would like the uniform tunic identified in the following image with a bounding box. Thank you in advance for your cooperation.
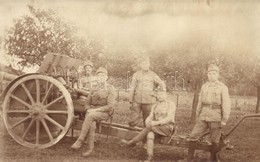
[85,83,116,115]
[78,83,116,141]
[190,80,231,143]
[129,70,162,104]
[196,81,231,123]
[128,70,164,127]
[79,75,96,91]
[148,101,176,136]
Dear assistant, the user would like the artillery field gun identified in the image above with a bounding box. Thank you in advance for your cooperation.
[0,53,259,161]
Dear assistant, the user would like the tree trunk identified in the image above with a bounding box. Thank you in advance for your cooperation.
[256,86,260,114]
[190,82,200,122]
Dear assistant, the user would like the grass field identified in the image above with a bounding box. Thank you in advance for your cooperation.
[0,93,260,162]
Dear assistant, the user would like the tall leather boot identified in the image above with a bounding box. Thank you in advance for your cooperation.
[210,142,219,162]
[145,132,154,162]
[187,141,197,162]
[82,122,96,157]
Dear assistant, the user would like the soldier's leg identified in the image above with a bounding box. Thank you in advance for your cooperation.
[71,111,109,149]
[82,122,96,157]
[80,111,109,140]
[146,131,155,162]
[142,104,153,127]
[128,102,142,127]
[209,122,221,162]
[189,120,209,141]
[188,120,209,161]
[121,127,151,145]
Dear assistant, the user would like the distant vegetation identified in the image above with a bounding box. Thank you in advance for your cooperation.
[3,2,260,116]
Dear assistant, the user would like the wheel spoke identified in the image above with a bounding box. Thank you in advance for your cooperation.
[36,120,40,145]
[44,95,64,109]
[40,118,54,141]
[44,115,64,130]
[21,83,35,104]
[7,110,30,114]
[10,115,31,129]
[42,83,53,104]
[45,110,68,114]
[11,95,31,109]
[35,79,40,103]
[22,118,34,140]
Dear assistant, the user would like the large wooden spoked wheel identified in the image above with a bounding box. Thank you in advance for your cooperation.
[2,74,74,149]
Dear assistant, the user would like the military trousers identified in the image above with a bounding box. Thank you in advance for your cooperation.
[189,120,221,143]
[78,110,109,141]
[128,102,154,127]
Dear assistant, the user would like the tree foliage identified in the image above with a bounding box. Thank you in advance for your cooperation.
[4,5,84,67]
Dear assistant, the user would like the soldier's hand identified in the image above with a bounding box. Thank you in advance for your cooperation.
[221,121,226,127]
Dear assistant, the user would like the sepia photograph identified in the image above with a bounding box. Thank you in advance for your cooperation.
[0,0,259,161]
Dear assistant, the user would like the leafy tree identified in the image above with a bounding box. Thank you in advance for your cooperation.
[4,5,84,67]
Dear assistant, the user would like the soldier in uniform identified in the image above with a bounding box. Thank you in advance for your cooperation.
[188,64,231,162]
[128,56,164,127]
[78,60,94,90]
[71,67,116,157]
[122,84,176,162]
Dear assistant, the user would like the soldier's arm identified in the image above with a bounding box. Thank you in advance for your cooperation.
[221,85,231,124]
[196,86,203,119]
[129,73,137,103]
[154,73,164,88]
[96,86,116,112]
[84,90,92,110]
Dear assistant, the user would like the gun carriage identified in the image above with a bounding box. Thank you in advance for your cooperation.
[0,53,259,161]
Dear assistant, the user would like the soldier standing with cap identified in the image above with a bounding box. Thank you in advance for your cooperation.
[187,64,231,162]
[128,55,164,127]
[71,67,116,157]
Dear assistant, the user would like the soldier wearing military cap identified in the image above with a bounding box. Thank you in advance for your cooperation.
[71,67,116,157]
[122,83,176,162]
[78,60,94,91]
[187,64,231,162]
[128,55,164,127]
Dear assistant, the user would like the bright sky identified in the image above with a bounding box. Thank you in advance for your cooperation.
[0,0,259,72]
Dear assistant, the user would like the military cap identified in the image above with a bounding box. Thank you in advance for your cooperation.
[208,64,219,73]
[83,60,93,68]
[96,67,108,75]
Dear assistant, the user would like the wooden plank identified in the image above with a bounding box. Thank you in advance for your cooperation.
[71,120,212,151]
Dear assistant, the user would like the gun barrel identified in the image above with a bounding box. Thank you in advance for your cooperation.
[0,71,18,81]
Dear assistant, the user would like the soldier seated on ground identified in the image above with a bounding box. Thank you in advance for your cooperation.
[71,67,116,157]
[121,85,176,162]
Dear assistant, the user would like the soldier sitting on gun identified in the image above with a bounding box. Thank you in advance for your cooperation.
[121,84,176,162]
[71,67,116,157]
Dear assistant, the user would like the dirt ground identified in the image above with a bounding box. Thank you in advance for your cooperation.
[0,99,260,162]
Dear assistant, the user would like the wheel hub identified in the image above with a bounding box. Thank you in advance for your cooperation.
[30,103,45,119]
